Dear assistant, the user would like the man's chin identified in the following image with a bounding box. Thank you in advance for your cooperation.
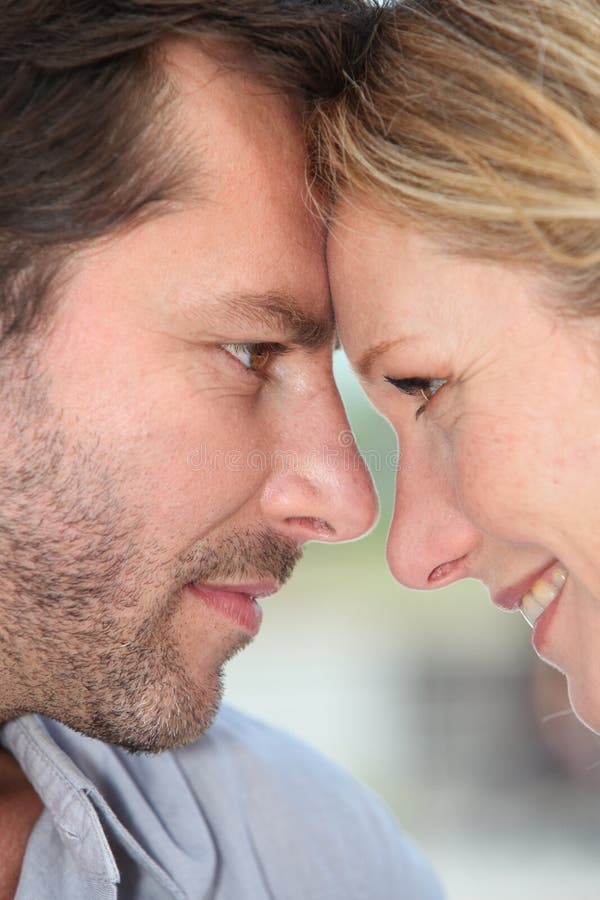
[115,704,223,754]
[51,667,225,754]
[93,623,254,752]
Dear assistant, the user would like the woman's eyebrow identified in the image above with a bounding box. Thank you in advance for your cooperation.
[356,336,413,378]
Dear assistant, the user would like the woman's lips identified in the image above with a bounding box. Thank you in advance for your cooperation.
[493,562,569,664]
[493,560,568,623]
[519,567,567,628]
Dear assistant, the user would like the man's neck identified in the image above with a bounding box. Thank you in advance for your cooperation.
[0,748,43,900]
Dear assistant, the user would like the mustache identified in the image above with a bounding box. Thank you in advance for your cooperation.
[174,527,303,589]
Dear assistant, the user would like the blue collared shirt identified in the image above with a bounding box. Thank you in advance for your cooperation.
[3,706,443,899]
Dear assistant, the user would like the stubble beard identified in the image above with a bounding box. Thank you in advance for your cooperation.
[0,349,301,753]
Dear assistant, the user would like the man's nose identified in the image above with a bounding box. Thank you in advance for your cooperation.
[386,438,480,590]
[261,386,378,544]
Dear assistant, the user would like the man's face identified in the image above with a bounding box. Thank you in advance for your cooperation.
[0,42,377,752]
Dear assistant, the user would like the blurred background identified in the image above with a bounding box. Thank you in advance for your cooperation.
[226,353,600,900]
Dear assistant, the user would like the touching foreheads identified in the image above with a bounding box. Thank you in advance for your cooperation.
[0,0,372,345]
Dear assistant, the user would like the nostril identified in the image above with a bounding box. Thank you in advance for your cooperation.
[428,556,467,584]
[286,516,335,537]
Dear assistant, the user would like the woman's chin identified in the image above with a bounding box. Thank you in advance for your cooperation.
[566,677,600,736]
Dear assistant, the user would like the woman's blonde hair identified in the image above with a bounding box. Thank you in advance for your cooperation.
[308,0,600,313]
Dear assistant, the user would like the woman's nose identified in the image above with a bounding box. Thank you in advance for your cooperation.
[386,439,480,589]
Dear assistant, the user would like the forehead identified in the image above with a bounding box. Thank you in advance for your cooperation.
[159,39,329,318]
[165,40,299,185]
[327,199,443,351]
[328,195,539,365]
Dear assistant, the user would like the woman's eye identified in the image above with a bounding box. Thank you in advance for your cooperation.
[385,376,447,418]
[221,342,286,374]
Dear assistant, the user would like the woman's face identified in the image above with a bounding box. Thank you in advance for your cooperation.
[329,198,600,731]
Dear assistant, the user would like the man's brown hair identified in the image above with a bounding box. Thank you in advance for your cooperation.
[0,0,369,342]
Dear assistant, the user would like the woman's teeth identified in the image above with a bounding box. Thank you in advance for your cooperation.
[519,566,567,627]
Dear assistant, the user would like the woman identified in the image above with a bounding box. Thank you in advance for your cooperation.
[308,0,600,730]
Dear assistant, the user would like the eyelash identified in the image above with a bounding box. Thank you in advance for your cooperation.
[385,376,447,419]
[221,342,289,377]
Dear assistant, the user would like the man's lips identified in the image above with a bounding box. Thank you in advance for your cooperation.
[190,581,281,600]
[186,581,281,635]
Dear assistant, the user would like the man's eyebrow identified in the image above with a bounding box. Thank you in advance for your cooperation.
[219,291,334,349]
[355,337,412,379]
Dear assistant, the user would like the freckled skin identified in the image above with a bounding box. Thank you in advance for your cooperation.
[329,195,600,733]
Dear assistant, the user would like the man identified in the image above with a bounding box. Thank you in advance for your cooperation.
[0,3,442,898]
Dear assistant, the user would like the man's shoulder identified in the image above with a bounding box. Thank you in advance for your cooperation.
[35,708,443,899]
[176,705,443,898]
[186,702,363,781]
[180,703,381,818]
[183,703,382,807]
[179,703,396,831]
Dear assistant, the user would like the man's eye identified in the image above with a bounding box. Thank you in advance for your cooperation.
[221,342,286,373]
[385,376,447,418]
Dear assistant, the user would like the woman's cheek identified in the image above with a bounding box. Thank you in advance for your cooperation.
[453,428,530,542]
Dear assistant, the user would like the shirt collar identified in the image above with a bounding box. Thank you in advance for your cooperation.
[1,715,119,882]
